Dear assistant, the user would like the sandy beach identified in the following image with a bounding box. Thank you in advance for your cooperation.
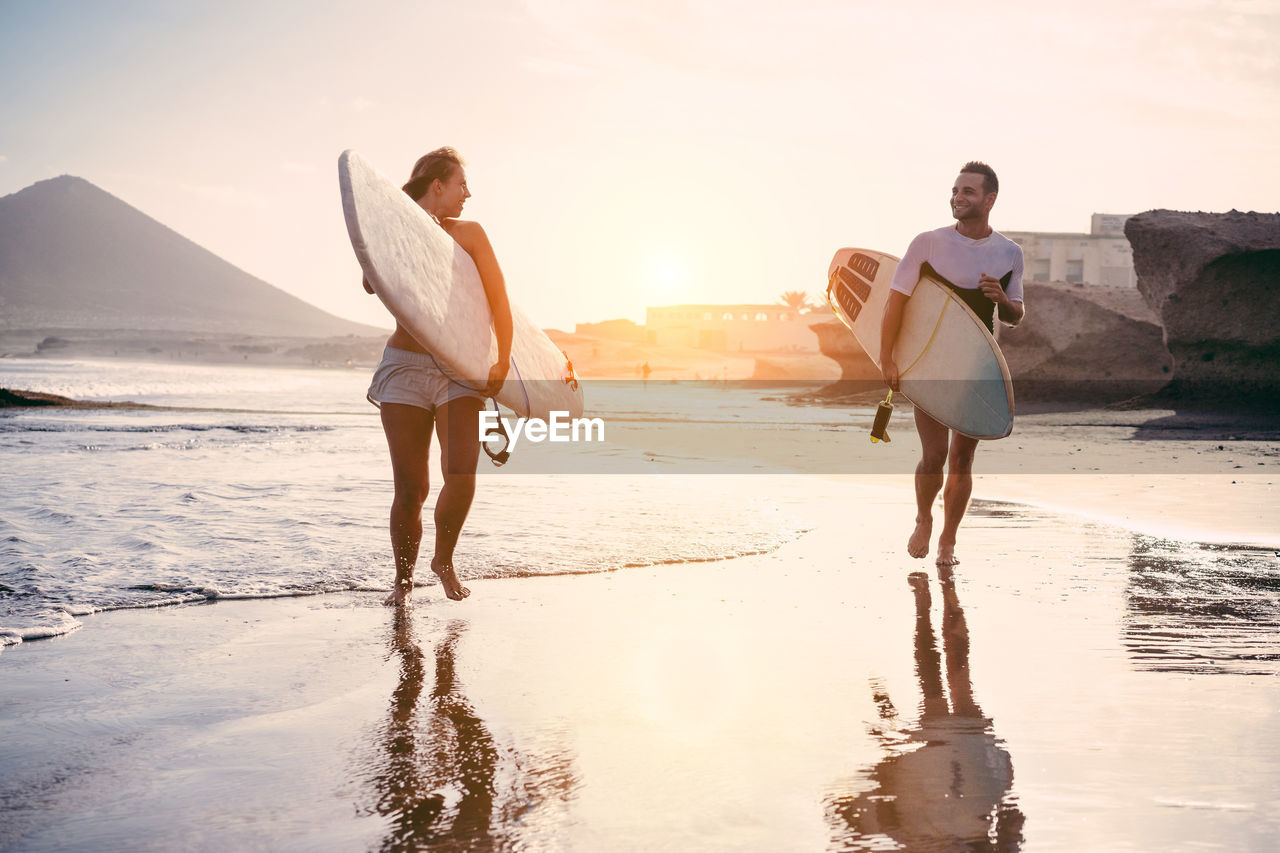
[3,358,1278,851]
[5,0,1278,847]
[3,467,1278,851]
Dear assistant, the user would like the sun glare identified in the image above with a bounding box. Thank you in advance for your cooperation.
[646,254,688,304]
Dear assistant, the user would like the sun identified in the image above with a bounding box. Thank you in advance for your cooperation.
[646,254,688,304]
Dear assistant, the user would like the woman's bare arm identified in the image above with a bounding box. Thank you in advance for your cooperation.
[448,221,512,396]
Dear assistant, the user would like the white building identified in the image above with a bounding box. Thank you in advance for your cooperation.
[1004,213,1136,287]
[644,304,817,352]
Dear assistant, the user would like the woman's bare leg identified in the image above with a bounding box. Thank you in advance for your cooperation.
[380,403,434,606]
[430,396,483,600]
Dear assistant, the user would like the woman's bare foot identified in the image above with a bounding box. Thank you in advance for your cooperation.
[908,516,932,559]
[936,539,959,567]
[383,577,414,607]
[431,558,471,601]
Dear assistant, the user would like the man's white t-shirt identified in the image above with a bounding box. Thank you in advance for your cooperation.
[889,225,1025,303]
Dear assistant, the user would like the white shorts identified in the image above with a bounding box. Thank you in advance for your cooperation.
[366,346,485,413]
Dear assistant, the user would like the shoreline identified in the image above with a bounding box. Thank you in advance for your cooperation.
[4,461,1275,656]
[3,359,1276,660]
[3,479,1278,850]
[973,476,1279,550]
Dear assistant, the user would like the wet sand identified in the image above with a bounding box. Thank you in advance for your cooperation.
[3,475,1278,851]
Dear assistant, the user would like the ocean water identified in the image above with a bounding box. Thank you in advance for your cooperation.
[6,358,1280,852]
[0,358,828,648]
[6,357,1279,667]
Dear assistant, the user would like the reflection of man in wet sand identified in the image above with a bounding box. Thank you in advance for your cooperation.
[358,614,578,850]
[880,162,1025,567]
[826,568,1025,850]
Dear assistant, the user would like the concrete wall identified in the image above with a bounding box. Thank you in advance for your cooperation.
[1006,213,1137,287]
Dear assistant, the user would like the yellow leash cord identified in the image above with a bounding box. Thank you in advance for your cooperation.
[897,298,949,379]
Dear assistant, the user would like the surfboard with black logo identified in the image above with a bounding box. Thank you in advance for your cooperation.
[827,248,1014,439]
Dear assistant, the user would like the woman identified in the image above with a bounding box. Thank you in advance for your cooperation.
[364,147,513,606]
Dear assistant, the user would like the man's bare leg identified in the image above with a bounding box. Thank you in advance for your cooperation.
[910,408,950,559]
[936,432,979,567]
[380,403,434,606]
[431,397,483,601]
[937,567,983,717]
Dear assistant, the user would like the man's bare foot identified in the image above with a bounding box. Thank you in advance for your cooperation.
[383,577,414,607]
[936,539,959,567]
[431,558,471,601]
[908,517,932,559]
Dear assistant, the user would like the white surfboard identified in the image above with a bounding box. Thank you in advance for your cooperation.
[339,150,583,420]
[827,248,1014,439]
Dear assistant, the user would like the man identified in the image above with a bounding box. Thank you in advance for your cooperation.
[880,162,1025,567]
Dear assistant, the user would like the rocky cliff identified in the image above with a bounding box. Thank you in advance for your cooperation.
[1125,210,1280,402]
[809,320,877,380]
[808,319,883,393]
[997,283,1172,401]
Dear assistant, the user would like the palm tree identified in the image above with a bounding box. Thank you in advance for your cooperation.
[778,290,811,313]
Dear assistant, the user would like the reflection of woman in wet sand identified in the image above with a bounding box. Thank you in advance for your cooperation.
[358,614,578,850]
[363,615,498,849]
[826,567,1025,851]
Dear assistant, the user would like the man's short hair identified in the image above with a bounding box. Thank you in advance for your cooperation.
[960,161,998,195]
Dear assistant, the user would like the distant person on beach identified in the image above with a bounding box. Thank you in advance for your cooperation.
[880,162,1025,566]
[363,147,513,605]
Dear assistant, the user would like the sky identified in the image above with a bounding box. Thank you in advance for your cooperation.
[2,0,1278,331]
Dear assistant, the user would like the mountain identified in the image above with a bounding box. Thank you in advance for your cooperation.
[0,176,383,336]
